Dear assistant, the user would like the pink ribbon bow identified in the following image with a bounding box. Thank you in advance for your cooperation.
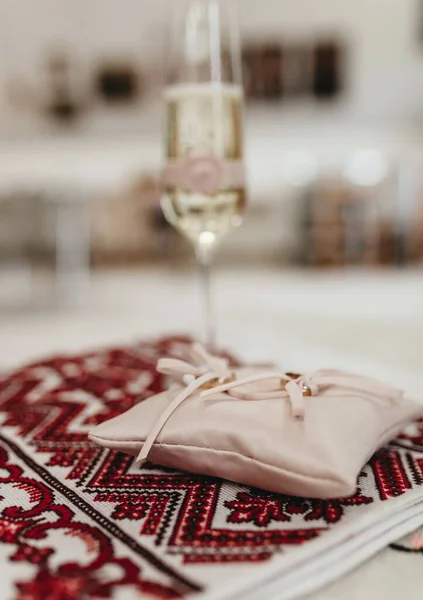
[136,343,403,465]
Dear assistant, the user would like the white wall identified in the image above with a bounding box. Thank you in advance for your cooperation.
[242,0,423,122]
[0,1,422,262]
[0,0,422,131]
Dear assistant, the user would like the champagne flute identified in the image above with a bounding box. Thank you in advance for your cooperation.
[161,0,245,351]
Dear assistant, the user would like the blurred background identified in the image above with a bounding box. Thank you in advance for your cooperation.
[1,0,423,380]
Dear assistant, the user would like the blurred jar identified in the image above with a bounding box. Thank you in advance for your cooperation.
[298,150,399,268]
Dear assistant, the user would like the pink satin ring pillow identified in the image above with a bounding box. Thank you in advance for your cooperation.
[89,344,423,499]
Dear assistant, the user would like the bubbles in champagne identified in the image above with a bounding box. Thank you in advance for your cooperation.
[162,83,245,247]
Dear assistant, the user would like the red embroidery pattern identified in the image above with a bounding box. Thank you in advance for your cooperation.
[395,419,423,451]
[225,487,373,527]
[0,336,422,599]
[0,444,183,599]
[96,492,173,535]
[371,449,412,500]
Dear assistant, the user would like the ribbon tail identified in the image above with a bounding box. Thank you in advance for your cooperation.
[157,358,203,377]
[285,380,306,420]
[136,371,216,465]
[191,343,231,378]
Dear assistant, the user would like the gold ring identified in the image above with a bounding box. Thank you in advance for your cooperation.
[199,374,236,391]
[282,373,312,397]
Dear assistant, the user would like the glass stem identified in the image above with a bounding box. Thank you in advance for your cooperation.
[195,243,216,352]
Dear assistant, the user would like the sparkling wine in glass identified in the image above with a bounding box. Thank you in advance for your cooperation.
[161,0,246,350]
